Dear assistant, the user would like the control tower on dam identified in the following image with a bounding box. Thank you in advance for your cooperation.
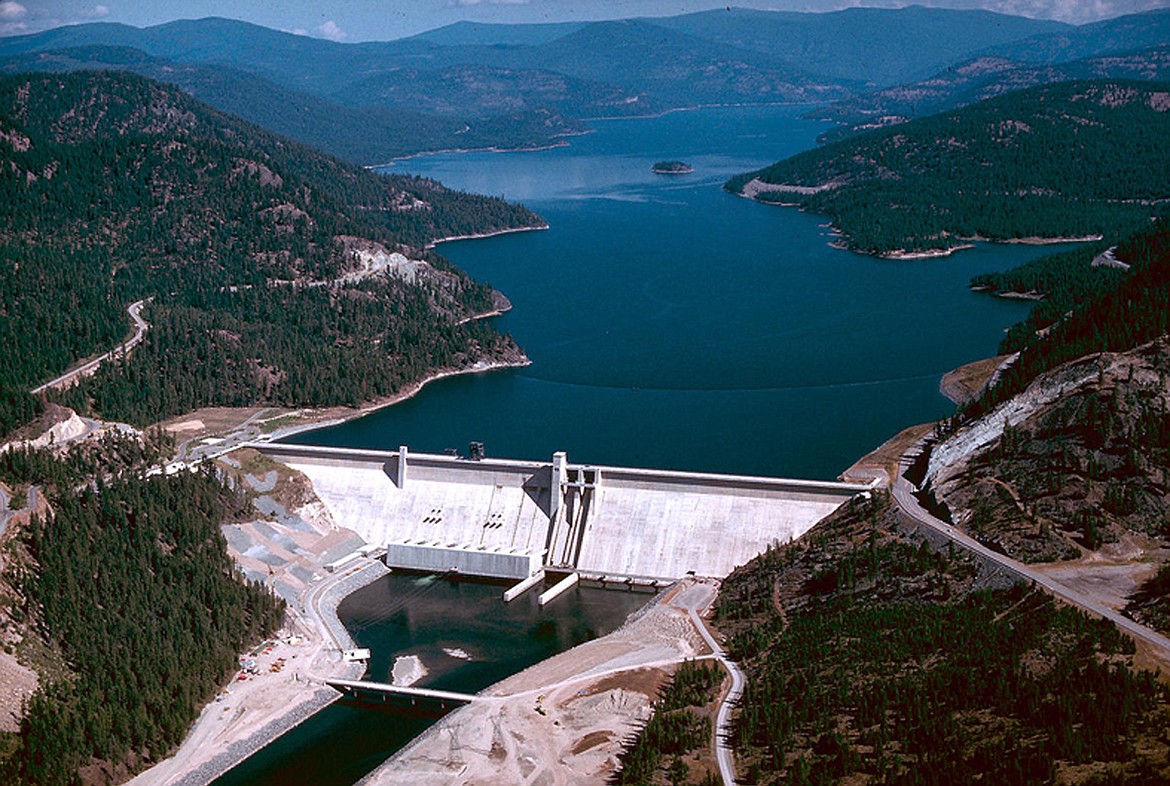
[256,444,872,583]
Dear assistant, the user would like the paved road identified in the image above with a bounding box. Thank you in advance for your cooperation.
[676,582,744,786]
[31,298,150,394]
[892,450,1170,659]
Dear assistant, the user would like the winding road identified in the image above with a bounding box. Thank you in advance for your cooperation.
[892,447,1170,660]
[30,298,151,394]
[676,581,745,786]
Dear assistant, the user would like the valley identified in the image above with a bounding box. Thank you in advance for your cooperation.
[2,4,1170,786]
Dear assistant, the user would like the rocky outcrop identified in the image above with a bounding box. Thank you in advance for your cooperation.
[926,337,1170,563]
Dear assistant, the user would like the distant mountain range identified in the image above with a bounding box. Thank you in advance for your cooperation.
[0,6,1109,163]
[812,9,1170,140]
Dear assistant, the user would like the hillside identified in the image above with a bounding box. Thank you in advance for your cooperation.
[0,455,286,786]
[0,47,585,163]
[714,493,1170,784]
[0,70,542,436]
[653,5,1069,86]
[911,218,1170,583]
[987,7,1170,64]
[727,80,1170,256]
[811,45,1170,141]
[0,8,1076,159]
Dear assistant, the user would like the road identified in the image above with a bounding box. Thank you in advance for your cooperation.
[891,448,1170,660]
[676,581,745,786]
[31,298,151,394]
[130,560,380,786]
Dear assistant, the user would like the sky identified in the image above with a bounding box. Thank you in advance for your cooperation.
[1,0,1168,40]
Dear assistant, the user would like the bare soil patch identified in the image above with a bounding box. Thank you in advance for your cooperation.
[840,422,933,487]
[939,354,1010,406]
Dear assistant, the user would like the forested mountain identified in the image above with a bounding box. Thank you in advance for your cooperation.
[0,449,286,786]
[0,7,1077,161]
[727,80,1170,256]
[0,47,585,163]
[715,493,1170,784]
[881,216,1170,657]
[0,70,541,436]
[811,45,1170,141]
[652,6,1069,86]
[987,7,1170,64]
[407,20,588,47]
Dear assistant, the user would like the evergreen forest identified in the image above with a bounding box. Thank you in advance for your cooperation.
[727,80,1170,256]
[715,495,1170,785]
[0,455,285,786]
[0,70,542,436]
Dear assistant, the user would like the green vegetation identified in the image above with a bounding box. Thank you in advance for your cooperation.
[0,463,285,786]
[728,81,1170,256]
[0,70,540,435]
[969,220,1170,419]
[0,428,173,491]
[810,45,1170,142]
[652,161,693,175]
[969,241,1129,352]
[1127,563,1170,634]
[715,495,1170,785]
[0,47,590,165]
[615,660,722,786]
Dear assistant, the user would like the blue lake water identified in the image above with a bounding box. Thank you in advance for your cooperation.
[290,105,1069,479]
[232,104,1083,786]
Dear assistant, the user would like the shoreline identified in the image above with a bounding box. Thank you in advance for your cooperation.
[424,223,549,250]
[363,130,594,168]
[365,103,815,172]
[132,561,391,786]
[263,354,532,444]
[740,191,1105,260]
[582,99,815,123]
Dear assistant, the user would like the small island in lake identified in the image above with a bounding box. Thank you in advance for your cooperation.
[652,160,694,174]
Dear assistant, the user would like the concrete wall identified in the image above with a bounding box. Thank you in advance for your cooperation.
[384,542,542,579]
[258,444,869,581]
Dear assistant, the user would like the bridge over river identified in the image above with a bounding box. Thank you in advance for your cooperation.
[325,678,478,710]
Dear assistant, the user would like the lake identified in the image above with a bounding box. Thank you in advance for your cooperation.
[239,104,1076,784]
[289,104,1068,480]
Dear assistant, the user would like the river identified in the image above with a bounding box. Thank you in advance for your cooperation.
[210,574,651,786]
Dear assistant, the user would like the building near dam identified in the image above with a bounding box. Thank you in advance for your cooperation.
[259,444,871,591]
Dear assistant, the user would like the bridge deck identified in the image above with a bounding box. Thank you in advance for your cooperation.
[326,677,478,704]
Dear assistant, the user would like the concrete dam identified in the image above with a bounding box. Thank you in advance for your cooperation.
[258,444,870,586]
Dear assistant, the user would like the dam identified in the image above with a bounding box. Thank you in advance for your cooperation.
[257,443,871,584]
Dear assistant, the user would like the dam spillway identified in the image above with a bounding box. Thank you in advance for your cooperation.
[256,444,871,582]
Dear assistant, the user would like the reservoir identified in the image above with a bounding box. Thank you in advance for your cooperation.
[238,104,1078,783]
[289,104,1068,480]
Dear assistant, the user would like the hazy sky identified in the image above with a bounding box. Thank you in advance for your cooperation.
[2,0,1168,40]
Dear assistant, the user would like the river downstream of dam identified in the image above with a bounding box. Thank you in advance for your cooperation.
[211,574,651,786]
[224,104,1081,784]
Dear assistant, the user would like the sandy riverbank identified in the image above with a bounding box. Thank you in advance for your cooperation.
[424,223,549,250]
